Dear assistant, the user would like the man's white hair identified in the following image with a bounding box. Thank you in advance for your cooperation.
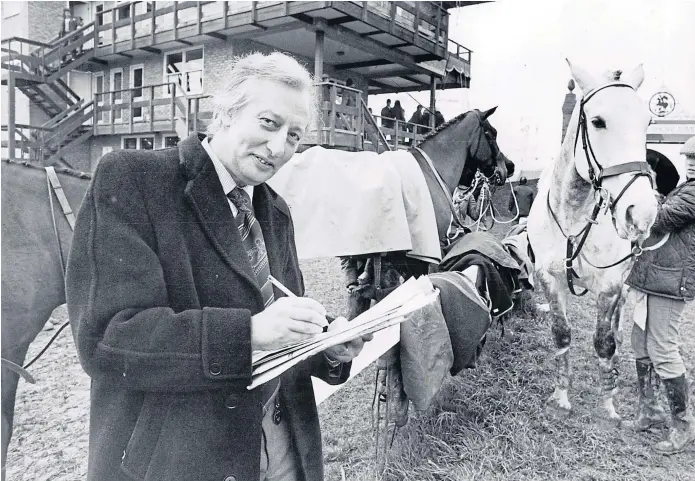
[207,52,318,135]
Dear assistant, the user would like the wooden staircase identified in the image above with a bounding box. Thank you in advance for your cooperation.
[1,22,97,165]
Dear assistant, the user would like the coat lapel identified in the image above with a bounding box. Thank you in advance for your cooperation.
[253,184,291,283]
[179,134,262,304]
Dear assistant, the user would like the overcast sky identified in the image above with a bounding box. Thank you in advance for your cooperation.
[369,0,695,176]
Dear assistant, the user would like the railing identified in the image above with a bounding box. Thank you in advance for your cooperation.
[368,113,431,150]
[94,82,181,134]
[316,81,363,149]
[93,1,271,51]
[447,37,472,64]
[1,124,47,161]
[1,22,96,81]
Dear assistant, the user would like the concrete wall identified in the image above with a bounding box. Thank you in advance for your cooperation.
[28,1,65,44]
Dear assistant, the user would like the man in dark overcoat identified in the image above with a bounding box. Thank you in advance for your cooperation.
[66,52,369,481]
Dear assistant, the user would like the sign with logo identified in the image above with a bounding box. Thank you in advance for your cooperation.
[649,92,676,117]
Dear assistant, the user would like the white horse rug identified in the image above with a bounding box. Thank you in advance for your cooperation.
[267,146,441,263]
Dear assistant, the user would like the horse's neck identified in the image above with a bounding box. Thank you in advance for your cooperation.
[550,104,595,227]
[419,131,468,194]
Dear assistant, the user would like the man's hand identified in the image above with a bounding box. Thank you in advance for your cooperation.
[251,297,328,351]
[323,317,374,363]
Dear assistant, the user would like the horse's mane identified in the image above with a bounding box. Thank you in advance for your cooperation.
[2,158,92,179]
[419,111,471,143]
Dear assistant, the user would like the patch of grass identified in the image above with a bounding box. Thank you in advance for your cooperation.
[308,256,695,481]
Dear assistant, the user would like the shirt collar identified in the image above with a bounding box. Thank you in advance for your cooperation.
[202,136,253,199]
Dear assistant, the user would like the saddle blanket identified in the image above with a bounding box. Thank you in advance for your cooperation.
[267,146,441,263]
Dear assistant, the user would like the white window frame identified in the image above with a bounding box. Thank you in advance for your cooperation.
[122,135,156,150]
[110,68,124,124]
[129,64,145,121]
[162,46,204,97]
[93,72,107,124]
[162,135,180,149]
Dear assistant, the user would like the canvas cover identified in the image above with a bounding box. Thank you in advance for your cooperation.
[267,146,441,263]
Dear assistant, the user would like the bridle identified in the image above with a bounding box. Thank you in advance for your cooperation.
[547,82,656,296]
[412,114,503,245]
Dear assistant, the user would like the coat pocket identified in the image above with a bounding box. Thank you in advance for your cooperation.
[646,264,683,298]
[121,394,171,480]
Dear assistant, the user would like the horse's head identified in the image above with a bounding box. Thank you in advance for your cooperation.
[458,107,514,187]
[567,60,657,242]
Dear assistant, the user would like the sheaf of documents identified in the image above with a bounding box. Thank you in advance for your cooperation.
[248,276,438,390]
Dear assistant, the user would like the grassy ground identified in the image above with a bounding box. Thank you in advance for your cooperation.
[6,249,695,481]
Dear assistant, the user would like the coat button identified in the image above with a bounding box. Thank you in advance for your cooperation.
[209,363,222,376]
[223,476,236,481]
[224,395,238,409]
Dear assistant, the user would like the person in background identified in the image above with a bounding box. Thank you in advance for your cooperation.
[66,52,371,481]
[407,105,424,145]
[453,183,481,225]
[624,135,695,455]
[508,176,536,225]
[434,110,446,128]
[380,99,394,129]
[561,79,577,144]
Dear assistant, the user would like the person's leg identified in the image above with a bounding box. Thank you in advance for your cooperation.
[645,294,694,454]
[628,318,668,431]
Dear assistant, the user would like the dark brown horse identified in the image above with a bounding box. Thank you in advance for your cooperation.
[347,107,515,318]
[1,160,90,473]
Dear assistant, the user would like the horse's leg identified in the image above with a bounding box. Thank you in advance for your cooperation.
[1,298,57,474]
[594,289,624,425]
[537,269,573,414]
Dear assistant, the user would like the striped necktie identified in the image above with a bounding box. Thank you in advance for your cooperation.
[227,187,275,307]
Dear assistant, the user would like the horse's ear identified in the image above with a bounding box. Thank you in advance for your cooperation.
[566,58,597,92]
[622,63,645,90]
[481,106,498,119]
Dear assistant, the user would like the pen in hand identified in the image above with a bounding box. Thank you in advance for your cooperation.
[267,275,332,331]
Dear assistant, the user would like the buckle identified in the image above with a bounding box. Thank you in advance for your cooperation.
[632,245,643,257]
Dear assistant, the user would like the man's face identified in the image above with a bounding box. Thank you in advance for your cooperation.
[212,79,311,186]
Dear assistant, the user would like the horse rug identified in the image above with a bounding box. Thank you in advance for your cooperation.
[266,146,441,263]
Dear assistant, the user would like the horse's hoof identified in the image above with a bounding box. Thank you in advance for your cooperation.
[545,399,571,418]
[595,410,622,430]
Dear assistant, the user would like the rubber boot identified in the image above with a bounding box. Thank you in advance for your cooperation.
[631,358,668,431]
[653,375,695,455]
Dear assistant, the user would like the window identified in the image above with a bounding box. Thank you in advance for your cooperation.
[163,135,179,148]
[164,47,203,96]
[130,65,144,120]
[95,4,104,26]
[94,72,107,123]
[117,3,130,20]
[122,136,155,150]
[110,68,123,123]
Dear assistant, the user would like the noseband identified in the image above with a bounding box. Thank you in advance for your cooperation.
[574,82,653,211]
[548,82,655,296]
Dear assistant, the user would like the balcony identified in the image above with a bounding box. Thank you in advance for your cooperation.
[90,81,434,152]
[89,1,471,94]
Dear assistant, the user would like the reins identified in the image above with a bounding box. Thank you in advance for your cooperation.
[12,167,77,378]
[547,82,659,296]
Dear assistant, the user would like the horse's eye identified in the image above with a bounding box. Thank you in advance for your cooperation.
[591,117,606,129]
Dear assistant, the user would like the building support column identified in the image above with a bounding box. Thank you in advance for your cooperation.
[429,75,436,129]
[8,72,16,160]
[314,29,325,144]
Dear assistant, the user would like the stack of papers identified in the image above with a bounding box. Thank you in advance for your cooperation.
[248,276,438,390]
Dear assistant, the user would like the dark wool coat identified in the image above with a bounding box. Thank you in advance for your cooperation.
[65,134,349,481]
[626,179,695,301]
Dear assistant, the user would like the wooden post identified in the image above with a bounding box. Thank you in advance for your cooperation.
[129,87,134,134]
[111,7,116,54]
[130,3,135,50]
[394,119,399,150]
[429,75,436,129]
[149,85,155,132]
[314,29,324,145]
[8,72,15,159]
[151,3,156,44]
[328,84,336,146]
